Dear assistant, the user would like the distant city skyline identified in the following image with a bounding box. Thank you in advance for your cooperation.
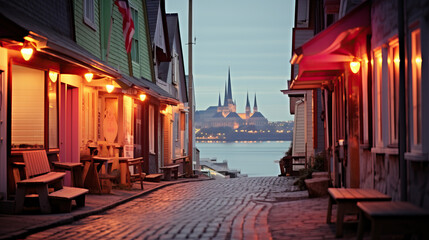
[165,0,296,121]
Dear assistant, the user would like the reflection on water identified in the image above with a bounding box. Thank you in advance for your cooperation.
[196,141,292,177]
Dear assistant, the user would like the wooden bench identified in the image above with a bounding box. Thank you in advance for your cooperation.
[172,156,188,177]
[145,174,163,182]
[15,150,88,213]
[160,164,180,181]
[327,188,391,237]
[49,186,89,213]
[357,201,429,240]
[15,172,66,213]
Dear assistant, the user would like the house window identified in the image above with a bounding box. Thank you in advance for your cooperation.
[48,78,58,149]
[149,105,155,153]
[11,65,58,150]
[411,28,422,146]
[388,39,399,145]
[83,0,96,29]
[131,7,139,63]
[374,49,383,145]
[296,0,309,28]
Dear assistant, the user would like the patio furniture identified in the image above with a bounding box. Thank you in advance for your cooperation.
[52,162,84,187]
[145,174,163,182]
[82,156,110,194]
[172,156,188,177]
[357,201,429,240]
[327,188,391,237]
[15,150,88,213]
[123,157,146,189]
[160,164,180,181]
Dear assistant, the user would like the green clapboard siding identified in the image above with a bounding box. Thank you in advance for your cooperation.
[74,0,153,81]
[102,0,152,80]
[74,0,102,59]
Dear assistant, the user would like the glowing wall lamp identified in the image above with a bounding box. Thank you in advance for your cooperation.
[49,71,58,83]
[139,93,147,101]
[350,58,361,74]
[21,41,34,61]
[84,73,93,82]
[106,79,115,93]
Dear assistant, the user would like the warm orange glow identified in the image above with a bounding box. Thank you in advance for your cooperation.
[20,47,33,61]
[394,58,400,64]
[350,59,360,74]
[84,73,93,82]
[139,94,146,101]
[160,105,172,115]
[106,84,114,93]
[415,57,422,64]
[49,71,58,82]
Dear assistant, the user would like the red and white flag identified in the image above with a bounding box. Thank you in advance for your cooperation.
[115,0,135,53]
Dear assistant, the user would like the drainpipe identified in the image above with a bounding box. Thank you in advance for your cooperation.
[398,0,407,201]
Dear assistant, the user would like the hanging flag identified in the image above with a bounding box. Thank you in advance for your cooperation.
[115,0,135,53]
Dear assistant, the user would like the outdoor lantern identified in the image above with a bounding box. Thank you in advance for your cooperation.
[20,41,34,61]
[106,80,114,93]
[350,58,360,74]
[140,94,146,101]
[84,73,93,82]
[49,71,58,82]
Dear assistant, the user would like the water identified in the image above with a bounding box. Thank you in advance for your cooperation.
[196,141,292,177]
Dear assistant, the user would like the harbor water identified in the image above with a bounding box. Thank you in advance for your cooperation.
[196,141,292,177]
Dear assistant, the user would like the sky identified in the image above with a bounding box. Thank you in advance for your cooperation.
[165,0,296,121]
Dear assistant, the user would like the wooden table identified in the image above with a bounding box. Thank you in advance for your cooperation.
[160,164,180,181]
[327,188,392,237]
[92,156,133,188]
[357,201,429,240]
[82,157,110,194]
[52,162,84,187]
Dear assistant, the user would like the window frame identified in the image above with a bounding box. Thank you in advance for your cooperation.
[149,104,155,154]
[410,28,422,150]
[130,6,139,63]
[83,0,97,30]
[10,65,59,151]
[373,49,383,146]
[388,38,399,146]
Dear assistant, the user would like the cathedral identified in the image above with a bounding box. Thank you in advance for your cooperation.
[195,68,268,129]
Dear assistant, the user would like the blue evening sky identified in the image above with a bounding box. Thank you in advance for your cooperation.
[165,0,295,121]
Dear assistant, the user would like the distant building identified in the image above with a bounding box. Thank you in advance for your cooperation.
[196,68,268,129]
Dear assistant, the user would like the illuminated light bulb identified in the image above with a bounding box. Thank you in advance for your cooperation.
[106,84,114,93]
[139,94,146,101]
[415,57,422,64]
[84,73,93,82]
[394,58,400,64]
[20,45,33,61]
[49,71,58,82]
[350,59,361,74]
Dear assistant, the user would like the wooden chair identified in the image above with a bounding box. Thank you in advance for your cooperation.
[127,157,146,189]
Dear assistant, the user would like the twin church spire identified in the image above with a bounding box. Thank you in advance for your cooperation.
[219,67,258,113]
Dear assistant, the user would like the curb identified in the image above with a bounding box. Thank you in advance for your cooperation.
[2,178,211,240]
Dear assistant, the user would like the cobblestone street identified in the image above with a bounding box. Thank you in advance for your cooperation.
[24,177,359,240]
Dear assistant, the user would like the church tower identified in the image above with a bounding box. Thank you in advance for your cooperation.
[253,94,258,112]
[226,67,236,113]
[245,92,251,120]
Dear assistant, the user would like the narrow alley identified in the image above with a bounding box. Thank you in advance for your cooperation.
[23,177,361,240]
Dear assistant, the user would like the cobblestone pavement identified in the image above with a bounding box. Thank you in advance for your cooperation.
[24,177,368,240]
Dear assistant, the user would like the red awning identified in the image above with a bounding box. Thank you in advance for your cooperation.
[289,1,370,90]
